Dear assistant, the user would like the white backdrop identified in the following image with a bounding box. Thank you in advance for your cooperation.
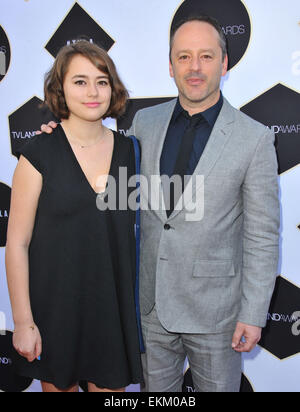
[0,0,299,392]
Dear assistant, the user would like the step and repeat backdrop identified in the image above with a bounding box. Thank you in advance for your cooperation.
[0,0,299,392]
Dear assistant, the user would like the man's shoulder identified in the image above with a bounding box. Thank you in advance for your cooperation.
[135,98,177,120]
[225,99,269,135]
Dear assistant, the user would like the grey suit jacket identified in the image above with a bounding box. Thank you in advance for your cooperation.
[128,97,280,334]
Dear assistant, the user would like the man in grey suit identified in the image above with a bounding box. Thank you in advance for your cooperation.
[128,15,280,392]
[41,15,279,392]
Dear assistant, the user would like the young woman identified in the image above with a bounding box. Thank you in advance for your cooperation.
[5,40,143,392]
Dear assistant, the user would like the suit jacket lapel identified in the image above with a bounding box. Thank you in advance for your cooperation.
[143,99,177,222]
[169,98,235,220]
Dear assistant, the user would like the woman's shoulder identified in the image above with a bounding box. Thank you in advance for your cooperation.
[16,126,62,173]
[113,130,139,150]
[34,126,62,146]
[21,126,61,152]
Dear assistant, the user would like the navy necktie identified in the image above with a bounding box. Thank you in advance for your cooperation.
[167,113,204,217]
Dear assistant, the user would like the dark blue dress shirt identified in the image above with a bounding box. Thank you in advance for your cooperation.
[160,93,224,178]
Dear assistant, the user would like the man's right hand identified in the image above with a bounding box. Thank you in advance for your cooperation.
[36,121,58,135]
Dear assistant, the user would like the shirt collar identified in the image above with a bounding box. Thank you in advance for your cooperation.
[172,92,224,127]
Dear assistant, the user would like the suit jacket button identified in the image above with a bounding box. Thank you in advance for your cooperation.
[164,224,171,230]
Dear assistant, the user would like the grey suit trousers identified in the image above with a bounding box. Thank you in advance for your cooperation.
[141,307,242,392]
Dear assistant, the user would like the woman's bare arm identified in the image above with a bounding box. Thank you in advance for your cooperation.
[5,156,43,361]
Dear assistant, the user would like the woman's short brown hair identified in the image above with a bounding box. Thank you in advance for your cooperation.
[44,40,128,120]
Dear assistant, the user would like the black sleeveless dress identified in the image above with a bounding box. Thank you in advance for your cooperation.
[14,125,143,390]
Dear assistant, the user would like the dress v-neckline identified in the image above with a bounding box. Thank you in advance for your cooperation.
[59,124,116,196]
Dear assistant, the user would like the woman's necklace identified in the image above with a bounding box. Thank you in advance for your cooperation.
[65,126,109,149]
[73,138,101,149]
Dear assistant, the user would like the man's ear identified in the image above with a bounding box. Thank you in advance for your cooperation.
[222,54,228,77]
[169,59,174,78]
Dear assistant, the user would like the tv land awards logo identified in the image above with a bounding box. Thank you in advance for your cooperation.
[0,183,11,248]
[267,312,300,337]
[8,96,57,159]
[171,0,251,70]
[241,83,300,175]
[45,2,115,58]
[0,331,33,392]
[0,25,11,82]
[260,277,300,360]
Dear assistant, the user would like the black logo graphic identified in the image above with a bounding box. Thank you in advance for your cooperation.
[239,374,255,392]
[8,96,57,159]
[117,97,175,135]
[0,331,33,392]
[182,367,254,392]
[259,276,300,360]
[0,25,11,82]
[171,0,251,70]
[240,84,300,175]
[45,2,115,58]
[0,182,11,247]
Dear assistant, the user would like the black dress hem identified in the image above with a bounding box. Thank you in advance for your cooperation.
[16,370,144,391]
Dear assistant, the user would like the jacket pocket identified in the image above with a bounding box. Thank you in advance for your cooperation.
[192,259,235,278]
